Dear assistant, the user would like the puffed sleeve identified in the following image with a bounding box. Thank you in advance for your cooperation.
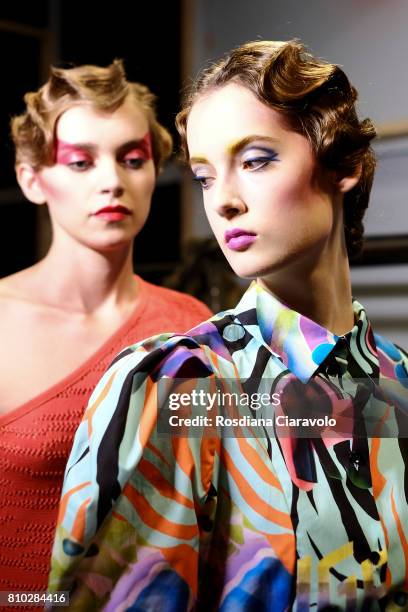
[48,333,218,611]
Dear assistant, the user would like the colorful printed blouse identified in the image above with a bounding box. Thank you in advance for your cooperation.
[49,282,408,611]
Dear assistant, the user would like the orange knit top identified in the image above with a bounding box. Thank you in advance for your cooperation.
[0,277,211,598]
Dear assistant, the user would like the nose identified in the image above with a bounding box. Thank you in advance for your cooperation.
[99,159,125,198]
[213,175,247,219]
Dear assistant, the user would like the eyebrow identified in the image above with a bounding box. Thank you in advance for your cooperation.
[228,135,279,156]
[56,138,150,154]
[189,135,280,166]
[56,141,95,153]
[189,156,209,165]
[116,139,151,156]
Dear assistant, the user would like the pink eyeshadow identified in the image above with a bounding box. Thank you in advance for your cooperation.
[53,133,152,164]
[54,140,92,164]
[131,132,153,160]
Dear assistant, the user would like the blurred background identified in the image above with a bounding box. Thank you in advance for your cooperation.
[1,0,407,343]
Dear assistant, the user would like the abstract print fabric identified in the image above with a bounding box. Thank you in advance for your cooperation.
[49,282,408,611]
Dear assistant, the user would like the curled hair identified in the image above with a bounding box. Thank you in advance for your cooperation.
[11,59,172,173]
[176,40,376,259]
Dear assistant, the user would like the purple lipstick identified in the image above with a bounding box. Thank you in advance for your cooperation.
[225,228,257,251]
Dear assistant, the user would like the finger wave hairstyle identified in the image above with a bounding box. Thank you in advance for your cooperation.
[176,40,376,259]
[11,59,172,174]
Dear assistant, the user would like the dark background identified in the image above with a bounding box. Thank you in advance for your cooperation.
[0,1,182,281]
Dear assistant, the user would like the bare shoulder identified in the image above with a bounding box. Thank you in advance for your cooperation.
[143,280,212,318]
[0,266,42,316]
[0,267,68,412]
[0,271,24,304]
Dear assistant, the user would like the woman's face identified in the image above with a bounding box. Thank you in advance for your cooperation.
[186,83,341,281]
[33,96,156,252]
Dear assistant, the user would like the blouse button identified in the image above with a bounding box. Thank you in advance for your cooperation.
[222,323,245,342]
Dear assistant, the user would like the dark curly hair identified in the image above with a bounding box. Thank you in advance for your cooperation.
[11,59,172,174]
[176,40,376,259]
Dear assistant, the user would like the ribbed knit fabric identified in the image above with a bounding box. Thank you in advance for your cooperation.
[0,277,211,605]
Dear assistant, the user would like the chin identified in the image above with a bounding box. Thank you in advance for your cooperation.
[91,227,143,250]
[224,254,276,280]
[226,262,262,280]
[86,236,134,253]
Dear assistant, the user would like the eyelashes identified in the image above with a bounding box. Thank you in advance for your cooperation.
[64,156,147,172]
[242,153,278,171]
[122,147,149,169]
[241,146,279,170]
[56,139,150,172]
[192,149,279,189]
[66,159,92,172]
[192,175,212,190]
[122,157,146,169]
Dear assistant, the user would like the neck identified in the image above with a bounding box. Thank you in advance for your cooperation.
[33,238,138,314]
[257,234,354,336]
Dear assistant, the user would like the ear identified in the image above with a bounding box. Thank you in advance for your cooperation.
[16,163,47,205]
[336,164,362,194]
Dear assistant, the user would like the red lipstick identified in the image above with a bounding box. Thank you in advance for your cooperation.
[225,228,257,251]
[94,205,131,222]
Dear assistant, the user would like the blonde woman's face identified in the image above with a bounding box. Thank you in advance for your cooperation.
[186,83,341,281]
[35,97,155,252]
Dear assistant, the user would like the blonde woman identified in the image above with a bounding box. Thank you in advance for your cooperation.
[0,60,211,594]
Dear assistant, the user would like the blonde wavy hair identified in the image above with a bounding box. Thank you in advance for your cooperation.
[11,59,172,173]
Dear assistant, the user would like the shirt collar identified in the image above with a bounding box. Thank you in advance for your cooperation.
[234,281,378,383]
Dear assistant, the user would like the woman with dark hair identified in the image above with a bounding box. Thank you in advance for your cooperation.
[49,42,408,610]
[0,60,211,594]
